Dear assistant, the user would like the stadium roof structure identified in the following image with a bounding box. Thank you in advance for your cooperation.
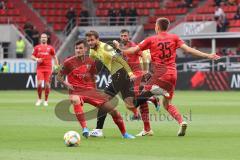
[180,32,240,40]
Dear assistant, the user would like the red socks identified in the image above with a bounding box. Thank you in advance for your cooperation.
[112,112,126,135]
[45,87,50,101]
[74,104,87,129]
[140,103,151,132]
[166,104,183,124]
[37,85,42,99]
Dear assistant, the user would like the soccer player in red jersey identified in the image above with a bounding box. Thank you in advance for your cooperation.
[119,29,161,136]
[57,40,135,139]
[31,33,59,107]
[114,17,220,136]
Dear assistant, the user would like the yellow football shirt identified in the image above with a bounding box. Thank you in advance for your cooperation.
[89,41,132,75]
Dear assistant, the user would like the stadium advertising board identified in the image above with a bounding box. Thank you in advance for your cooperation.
[177,72,240,90]
[0,72,239,90]
[0,59,36,73]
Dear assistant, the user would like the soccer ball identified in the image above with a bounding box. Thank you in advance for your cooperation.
[64,131,81,147]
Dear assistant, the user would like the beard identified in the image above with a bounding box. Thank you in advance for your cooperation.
[121,40,128,46]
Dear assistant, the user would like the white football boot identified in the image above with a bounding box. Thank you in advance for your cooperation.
[43,101,48,107]
[177,121,188,136]
[35,99,42,106]
[136,130,154,137]
[89,129,103,137]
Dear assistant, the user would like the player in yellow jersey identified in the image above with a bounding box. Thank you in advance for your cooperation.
[85,30,139,137]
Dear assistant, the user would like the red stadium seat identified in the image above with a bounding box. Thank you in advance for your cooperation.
[144,24,154,30]
[137,9,150,16]
[6,3,14,9]
[53,24,65,31]
[229,20,240,27]
[7,9,20,16]
[0,17,8,23]
[0,10,6,15]
[228,27,240,32]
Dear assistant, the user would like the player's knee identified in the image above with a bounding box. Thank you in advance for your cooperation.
[109,109,118,117]
[124,98,134,109]
[45,82,50,88]
[162,97,170,108]
[70,96,80,105]
[37,81,43,87]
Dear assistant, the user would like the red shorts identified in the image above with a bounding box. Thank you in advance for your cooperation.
[145,72,177,99]
[37,70,52,82]
[69,88,109,107]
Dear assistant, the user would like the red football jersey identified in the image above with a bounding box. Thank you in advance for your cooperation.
[61,56,96,89]
[32,44,55,70]
[122,41,142,72]
[138,32,184,72]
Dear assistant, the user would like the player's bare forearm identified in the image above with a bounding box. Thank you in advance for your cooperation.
[31,55,38,61]
[142,53,150,72]
[180,44,220,60]
[113,40,139,54]
[54,56,59,66]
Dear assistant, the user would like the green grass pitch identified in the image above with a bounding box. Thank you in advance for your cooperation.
[0,90,240,160]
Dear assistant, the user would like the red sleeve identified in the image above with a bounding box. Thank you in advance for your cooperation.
[175,35,184,49]
[32,47,38,57]
[60,60,70,75]
[138,37,152,51]
[136,50,143,57]
[51,47,56,56]
[89,60,97,75]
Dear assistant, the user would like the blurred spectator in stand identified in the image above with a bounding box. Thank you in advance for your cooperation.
[234,4,240,20]
[0,1,5,10]
[227,0,237,5]
[23,22,33,43]
[1,62,9,73]
[79,7,89,26]
[44,27,51,44]
[226,48,235,56]
[108,8,117,26]
[214,5,228,32]
[236,44,240,55]
[128,6,138,25]
[178,0,193,8]
[215,16,224,32]
[119,6,126,25]
[31,26,40,46]
[66,7,77,35]
[215,0,222,6]
[216,48,222,56]
[16,37,25,58]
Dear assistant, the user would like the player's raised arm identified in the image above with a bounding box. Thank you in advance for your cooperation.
[113,40,140,54]
[180,44,220,60]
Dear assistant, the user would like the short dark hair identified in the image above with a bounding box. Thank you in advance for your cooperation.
[120,29,130,34]
[156,17,170,31]
[85,30,99,39]
[75,39,86,47]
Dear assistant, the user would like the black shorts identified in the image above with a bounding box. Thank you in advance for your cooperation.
[104,68,134,100]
